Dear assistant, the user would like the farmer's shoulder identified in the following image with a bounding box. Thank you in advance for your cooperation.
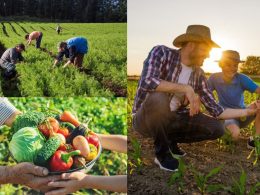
[149,45,179,57]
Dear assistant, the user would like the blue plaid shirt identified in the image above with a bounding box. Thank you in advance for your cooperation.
[132,45,224,117]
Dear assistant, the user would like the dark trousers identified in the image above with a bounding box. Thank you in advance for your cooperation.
[74,54,84,69]
[132,92,225,158]
[36,33,43,48]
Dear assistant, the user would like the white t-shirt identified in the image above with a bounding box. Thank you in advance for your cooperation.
[170,63,192,111]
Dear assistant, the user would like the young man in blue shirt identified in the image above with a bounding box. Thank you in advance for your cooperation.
[208,50,260,148]
[53,37,88,70]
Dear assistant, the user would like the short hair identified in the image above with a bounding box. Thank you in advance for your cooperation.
[25,34,29,40]
[58,42,67,49]
[16,43,25,51]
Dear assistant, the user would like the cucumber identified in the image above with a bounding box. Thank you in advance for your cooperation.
[34,135,62,166]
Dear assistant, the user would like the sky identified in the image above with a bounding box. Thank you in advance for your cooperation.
[128,0,260,75]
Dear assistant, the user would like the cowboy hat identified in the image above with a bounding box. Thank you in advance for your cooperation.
[173,25,220,48]
[218,50,245,63]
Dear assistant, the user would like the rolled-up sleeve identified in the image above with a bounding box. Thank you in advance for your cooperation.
[0,98,17,126]
[198,76,224,118]
[139,46,165,91]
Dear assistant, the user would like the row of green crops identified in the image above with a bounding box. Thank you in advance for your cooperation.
[0,97,127,194]
[0,22,126,96]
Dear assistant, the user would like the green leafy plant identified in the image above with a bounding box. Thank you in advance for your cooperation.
[129,138,142,174]
[168,155,186,193]
[224,169,260,195]
[191,166,223,194]
[217,130,236,153]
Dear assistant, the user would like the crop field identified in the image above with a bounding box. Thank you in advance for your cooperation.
[128,79,260,194]
[0,97,127,194]
[0,22,126,97]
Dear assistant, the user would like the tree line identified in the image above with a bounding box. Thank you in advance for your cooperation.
[0,0,126,22]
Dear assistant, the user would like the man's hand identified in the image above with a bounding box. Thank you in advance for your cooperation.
[6,162,60,192]
[184,85,200,116]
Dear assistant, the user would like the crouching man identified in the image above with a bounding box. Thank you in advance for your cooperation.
[0,43,25,79]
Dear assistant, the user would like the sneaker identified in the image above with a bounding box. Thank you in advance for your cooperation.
[247,136,255,149]
[171,144,186,157]
[154,154,179,172]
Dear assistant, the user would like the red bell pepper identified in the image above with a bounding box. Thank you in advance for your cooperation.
[50,150,81,172]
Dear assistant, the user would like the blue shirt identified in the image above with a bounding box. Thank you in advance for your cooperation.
[208,72,258,109]
[66,37,88,54]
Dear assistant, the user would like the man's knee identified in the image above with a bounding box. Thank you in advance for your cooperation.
[211,120,225,139]
[144,92,170,113]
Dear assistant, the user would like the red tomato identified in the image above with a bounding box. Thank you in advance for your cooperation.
[38,118,59,137]
[86,132,99,147]
[57,127,70,138]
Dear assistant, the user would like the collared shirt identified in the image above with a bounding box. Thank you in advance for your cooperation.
[132,45,224,117]
[0,98,17,126]
[208,72,258,109]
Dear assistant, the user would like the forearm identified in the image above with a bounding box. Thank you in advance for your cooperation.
[156,80,191,94]
[218,108,255,120]
[0,166,11,184]
[97,134,127,153]
[4,110,21,127]
[63,60,72,67]
[53,59,59,66]
[83,175,127,193]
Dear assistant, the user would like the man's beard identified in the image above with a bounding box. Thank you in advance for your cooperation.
[189,52,205,67]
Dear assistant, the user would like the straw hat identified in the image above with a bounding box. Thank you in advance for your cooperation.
[173,25,220,48]
[219,50,245,63]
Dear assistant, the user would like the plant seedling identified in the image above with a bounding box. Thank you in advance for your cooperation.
[191,166,223,194]
[129,138,142,174]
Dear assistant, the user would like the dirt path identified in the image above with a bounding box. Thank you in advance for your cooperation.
[128,129,260,194]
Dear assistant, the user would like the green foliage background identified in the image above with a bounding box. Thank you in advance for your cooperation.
[0,22,126,96]
[0,97,127,194]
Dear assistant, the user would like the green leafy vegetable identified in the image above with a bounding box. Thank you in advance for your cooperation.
[12,111,46,133]
[9,127,45,162]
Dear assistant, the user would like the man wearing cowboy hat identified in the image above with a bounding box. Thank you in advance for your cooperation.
[132,25,258,171]
[208,50,260,148]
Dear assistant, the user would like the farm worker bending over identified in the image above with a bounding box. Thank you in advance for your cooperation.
[46,134,127,195]
[53,37,88,70]
[132,25,258,172]
[0,98,60,192]
[0,43,25,79]
[25,31,43,48]
[208,50,260,147]
[56,24,62,35]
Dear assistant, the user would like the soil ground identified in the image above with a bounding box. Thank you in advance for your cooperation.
[128,129,260,195]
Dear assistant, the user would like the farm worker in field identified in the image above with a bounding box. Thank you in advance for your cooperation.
[208,50,260,147]
[46,134,127,194]
[132,25,258,172]
[53,37,88,70]
[25,31,43,48]
[0,43,25,79]
[56,24,62,35]
[0,98,61,192]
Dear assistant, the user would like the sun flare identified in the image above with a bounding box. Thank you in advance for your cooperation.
[202,48,223,73]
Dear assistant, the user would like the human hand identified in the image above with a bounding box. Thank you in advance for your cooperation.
[184,85,200,116]
[7,162,61,192]
[246,108,257,116]
[46,172,86,195]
